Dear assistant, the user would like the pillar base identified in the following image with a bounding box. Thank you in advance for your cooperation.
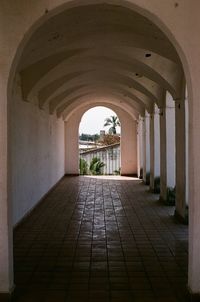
[144,173,150,185]
[174,209,188,225]
[149,187,160,194]
[190,294,200,302]
[159,196,164,203]
[159,196,175,206]
[139,168,143,179]
[149,187,154,193]
[0,287,15,302]
[0,293,12,302]
[65,173,79,176]
[187,287,200,301]
[121,173,137,177]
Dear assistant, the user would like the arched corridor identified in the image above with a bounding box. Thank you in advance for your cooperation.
[13,176,188,302]
[1,1,200,301]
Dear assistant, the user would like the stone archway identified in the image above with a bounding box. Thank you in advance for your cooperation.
[1,0,200,298]
[64,102,138,176]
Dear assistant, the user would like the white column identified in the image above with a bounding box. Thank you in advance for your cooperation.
[143,111,150,184]
[175,94,187,221]
[185,91,189,207]
[0,66,14,295]
[149,112,154,190]
[159,103,167,201]
[150,105,160,192]
[142,117,146,181]
[166,92,176,189]
[137,116,144,179]
[160,92,176,203]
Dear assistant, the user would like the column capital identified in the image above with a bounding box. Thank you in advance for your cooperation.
[145,112,150,119]
[139,113,145,119]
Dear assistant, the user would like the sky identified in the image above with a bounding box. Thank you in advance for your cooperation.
[79,106,121,135]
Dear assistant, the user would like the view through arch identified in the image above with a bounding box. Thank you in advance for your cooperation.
[1,1,194,299]
[79,106,121,176]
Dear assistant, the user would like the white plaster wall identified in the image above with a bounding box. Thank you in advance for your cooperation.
[65,113,79,174]
[11,86,65,226]
[121,118,137,175]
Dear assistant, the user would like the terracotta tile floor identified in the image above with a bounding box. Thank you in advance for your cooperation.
[13,176,189,302]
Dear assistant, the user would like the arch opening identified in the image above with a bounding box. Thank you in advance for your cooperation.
[65,103,138,177]
[79,106,121,176]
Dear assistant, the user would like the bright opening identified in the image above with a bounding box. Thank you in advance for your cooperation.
[79,106,121,175]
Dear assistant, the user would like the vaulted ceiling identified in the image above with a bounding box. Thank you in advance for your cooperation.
[17,3,183,120]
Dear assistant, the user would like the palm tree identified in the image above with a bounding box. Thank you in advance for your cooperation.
[104,115,120,134]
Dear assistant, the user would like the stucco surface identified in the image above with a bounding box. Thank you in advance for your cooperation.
[11,83,65,226]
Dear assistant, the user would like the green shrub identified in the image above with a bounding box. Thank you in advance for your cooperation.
[79,158,88,175]
[114,168,121,175]
[89,157,105,175]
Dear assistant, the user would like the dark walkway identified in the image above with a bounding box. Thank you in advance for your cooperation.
[13,176,188,302]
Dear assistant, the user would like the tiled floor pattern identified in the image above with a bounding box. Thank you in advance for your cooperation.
[13,176,188,302]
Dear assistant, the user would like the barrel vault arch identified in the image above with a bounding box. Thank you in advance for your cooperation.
[1,0,200,299]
